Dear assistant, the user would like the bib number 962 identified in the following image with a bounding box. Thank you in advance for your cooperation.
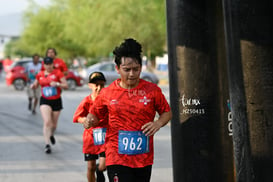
[118,131,149,155]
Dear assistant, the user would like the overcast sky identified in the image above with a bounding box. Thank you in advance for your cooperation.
[0,0,50,16]
[0,0,50,35]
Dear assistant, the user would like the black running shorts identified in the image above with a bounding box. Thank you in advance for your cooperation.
[107,165,152,182]
[40,97,63,111]
[84,152,105,161]
[84,153,98,161]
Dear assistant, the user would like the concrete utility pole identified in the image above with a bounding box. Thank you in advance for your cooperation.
[167,0,273,181]
[166,0,235,181]
[223,0,273,181]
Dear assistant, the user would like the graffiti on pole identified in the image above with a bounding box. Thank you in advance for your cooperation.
[180,94,205,115]
[227,99,233,136]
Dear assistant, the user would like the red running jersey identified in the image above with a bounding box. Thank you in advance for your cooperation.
[73,95,108,154]
[89,79,171,168]
[36,69,64,100]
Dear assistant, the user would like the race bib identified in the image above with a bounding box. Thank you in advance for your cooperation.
[118,130,149,155]
[42,87,57,97]
[93,128,106,145]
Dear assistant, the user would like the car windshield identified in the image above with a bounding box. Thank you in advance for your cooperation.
[10,60,43,69]
[9,61,19,69]
[100,63,115,71]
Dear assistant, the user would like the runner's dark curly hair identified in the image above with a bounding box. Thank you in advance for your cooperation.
[113,38,142,67]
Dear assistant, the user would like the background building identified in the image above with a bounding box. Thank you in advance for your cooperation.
[0,13,22,58]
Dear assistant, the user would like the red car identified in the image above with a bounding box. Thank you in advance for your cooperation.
[5,59,84,90]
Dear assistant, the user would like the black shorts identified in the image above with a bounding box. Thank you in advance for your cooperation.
[107,165,152,182]
[40,97,63,111]
[84,154,98,161]
[84,152,105,161]
[99,152,105,157]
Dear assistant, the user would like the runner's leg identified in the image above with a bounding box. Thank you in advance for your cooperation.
[32,97,38,114]
[96,157,106,182]
[40,105,53,145]
[87,160,96,182]
[52,111,61,134]
[107,165,133,182]
[133,165,152,182]
[28,98,32,110]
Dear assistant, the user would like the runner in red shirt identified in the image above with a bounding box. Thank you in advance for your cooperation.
[3,56,13,72]
[86,38,172,182]
[41,48,68,75]
[73,72,108,182]
[31,57,68,154]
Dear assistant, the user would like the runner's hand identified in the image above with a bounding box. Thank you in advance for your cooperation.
[141,121,161,136]
[30,83,36,89]
[85,113,99,129]
[50,81,59,87]
[83,118,91,129]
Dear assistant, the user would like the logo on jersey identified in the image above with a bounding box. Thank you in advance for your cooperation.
[50,75,56,79]
[139,96,151,105]
[110,99,118,105]
[128,89,146,97]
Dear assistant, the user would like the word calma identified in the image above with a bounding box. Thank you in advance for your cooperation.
[181,94,205,115]
[181,94,200,107]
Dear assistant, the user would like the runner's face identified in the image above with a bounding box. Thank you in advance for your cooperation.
[44,63,54,72]
[47,49,56,59]
[33,56,39,64]
[88,81,105,95]
[116,57,141,89]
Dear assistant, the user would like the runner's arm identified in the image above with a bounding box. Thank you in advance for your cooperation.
[141,111,172,136]
[77,117,86,124]
[30,79,39,89]
[50,77,68,89]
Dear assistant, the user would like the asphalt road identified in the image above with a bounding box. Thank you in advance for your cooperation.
[0,76,173,182]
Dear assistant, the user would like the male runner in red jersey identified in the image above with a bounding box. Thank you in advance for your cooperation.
[73,72,108,182]
[86,38,172,182]
[41,48,68,75]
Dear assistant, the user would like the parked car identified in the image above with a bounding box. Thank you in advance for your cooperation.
[5,59,84,90]
[85,61,159,85]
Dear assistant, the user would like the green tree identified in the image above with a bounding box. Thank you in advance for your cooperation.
[14,0,166,65]
[64,0,166,60]
[16,0,85,61]
[4,38,31,58]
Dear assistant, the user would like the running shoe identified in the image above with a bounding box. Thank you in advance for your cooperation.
[50,136,56,145]
[45,144,51,154]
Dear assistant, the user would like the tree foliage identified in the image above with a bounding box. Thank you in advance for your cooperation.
[13,0,166,62]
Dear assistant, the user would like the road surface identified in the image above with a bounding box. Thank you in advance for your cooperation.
[0,77,173,182]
